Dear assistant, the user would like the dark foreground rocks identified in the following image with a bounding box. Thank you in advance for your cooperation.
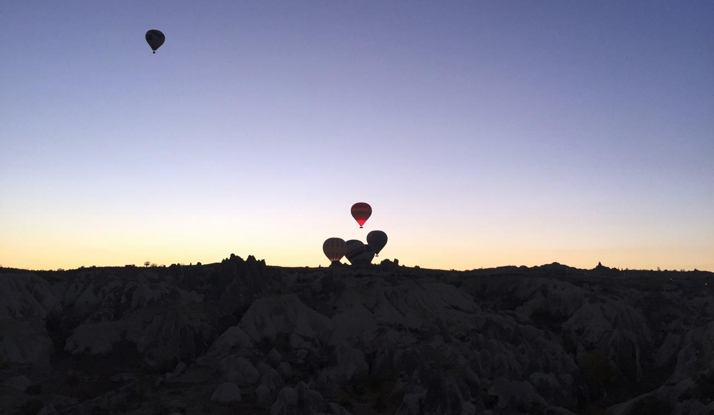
[1,258,713,414]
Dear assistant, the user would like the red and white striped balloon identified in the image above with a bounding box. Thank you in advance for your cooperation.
[351,202,372,228]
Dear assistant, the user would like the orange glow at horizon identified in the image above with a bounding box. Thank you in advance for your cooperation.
[2,201,712,272]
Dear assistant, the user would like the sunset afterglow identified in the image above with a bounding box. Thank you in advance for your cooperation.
[1,1,712,271]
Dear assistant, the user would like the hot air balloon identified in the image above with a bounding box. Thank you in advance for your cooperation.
[367,230,388,257]
[361,245,375,265]
[351,202,372,228]
[323,238,346,263]
[344,240,374,266]
[345,240,365,264]
[145,30,165,54]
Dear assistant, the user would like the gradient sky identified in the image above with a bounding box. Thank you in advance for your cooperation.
[1,1,713,271]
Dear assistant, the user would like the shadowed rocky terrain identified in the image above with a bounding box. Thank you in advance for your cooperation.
[1,256,713,415]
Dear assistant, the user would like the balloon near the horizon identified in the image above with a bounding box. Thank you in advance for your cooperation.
[145,30,165,54]
[367,230,388,257]
[351,202,372,228]
[344,240,374,265]
[323,238,346,263]
[362,245,375,264]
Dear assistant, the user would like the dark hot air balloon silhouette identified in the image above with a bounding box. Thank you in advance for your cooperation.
[145,30,165,54]
[362,245,375,264]
[351,202,372,228]
[344,240,364,259]
[323,238,346,263]
[367,230,388,257]
[344,240,374,266]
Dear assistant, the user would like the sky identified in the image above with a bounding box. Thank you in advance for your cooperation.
[1,1,713,271]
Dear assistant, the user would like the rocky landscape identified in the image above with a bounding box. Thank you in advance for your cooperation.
[1,256,713,415]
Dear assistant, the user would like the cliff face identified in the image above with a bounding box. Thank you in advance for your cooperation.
[1,259,712,415]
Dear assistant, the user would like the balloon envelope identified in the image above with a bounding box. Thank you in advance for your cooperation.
[367,230,388,256]
[345,240,374,265]
[360,245,375,265]
[351,202,372,228]
[323,238,346,263]
[344,240,364,261]
[145,30,165,53]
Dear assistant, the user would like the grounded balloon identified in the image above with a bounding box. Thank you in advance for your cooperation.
[344,240,365,264]
[355,245,374,265]
[351,202,372,228]
[357,244,375,265]
[345,240,374,266]
[323,238,346,263]
[145,30,165,54]
[367,230,388,257]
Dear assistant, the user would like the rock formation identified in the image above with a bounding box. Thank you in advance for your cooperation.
[1,257,712,414]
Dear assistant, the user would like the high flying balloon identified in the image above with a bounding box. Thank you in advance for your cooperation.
[351,203,372,228]
[367,230,388,257]
[323,238,346,263]
[145,30,165,54]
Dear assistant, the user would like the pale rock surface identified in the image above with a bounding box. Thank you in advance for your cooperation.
[64,322,121,354]
[206,326,253,357]
[270,386,298,415]
[488,377,548,410]
[669,321,714,382]
[256,383,273,408]
[267,347,282,366]
[261,367,285,398]
[277,361,292,379]
[220,354,261,384]
[0,274,60,318]
[239,294,334,345]
[211,382,241,402]
[0,317,53,364]
[36,404,59,415]
[318,343,367,385]
[172,361,187,378]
